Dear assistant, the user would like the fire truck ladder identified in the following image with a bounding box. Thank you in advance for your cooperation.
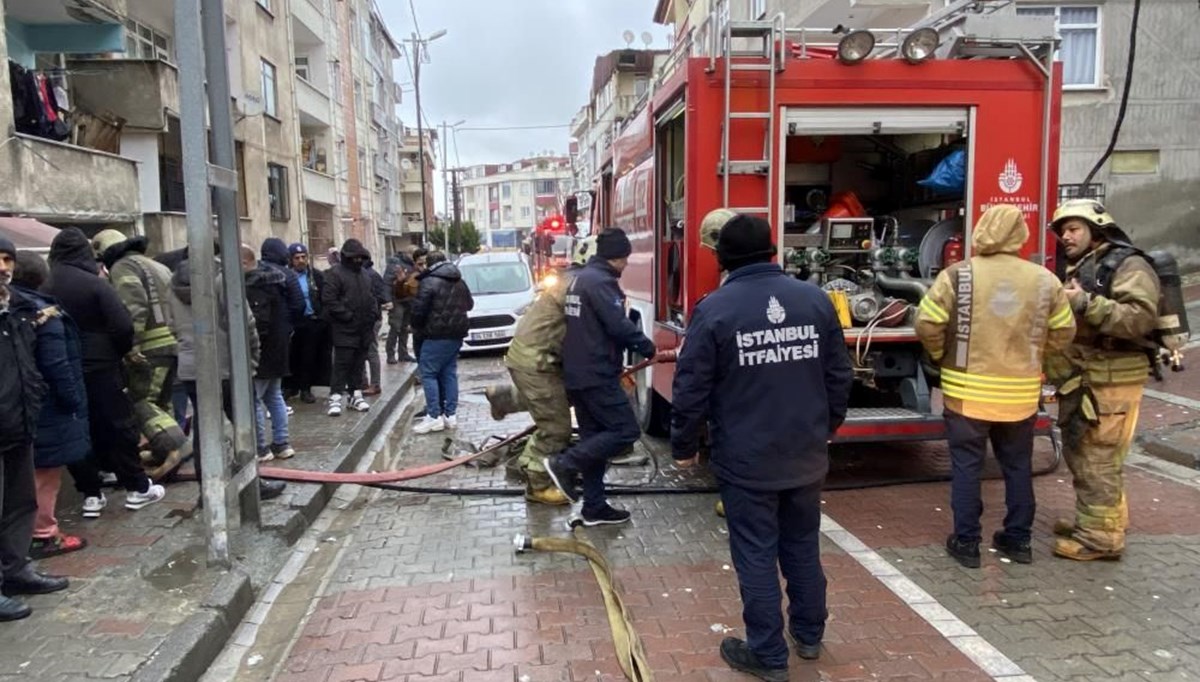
[718,12,785,215]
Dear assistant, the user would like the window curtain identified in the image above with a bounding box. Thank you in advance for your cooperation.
[1017,6,1098,86]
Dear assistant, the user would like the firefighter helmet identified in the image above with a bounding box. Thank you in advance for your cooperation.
[700,208,738,251]
[92,229,128,258]
[1051,199,1116,233]
[572,235,597,266]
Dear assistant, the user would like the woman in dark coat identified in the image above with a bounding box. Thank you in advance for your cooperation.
[12,253,90,559]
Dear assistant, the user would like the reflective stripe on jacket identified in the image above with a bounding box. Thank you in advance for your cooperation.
[916,205,1075,422]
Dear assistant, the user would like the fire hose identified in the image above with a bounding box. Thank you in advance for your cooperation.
[515,527,654,682]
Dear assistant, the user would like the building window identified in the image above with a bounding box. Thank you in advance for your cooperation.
[330,59,342,95]
[256,0,271,12]
[1016,5,1100,88]
[489,208,499,225]
[267,163,289,221]
[501,183,511,199]
[536,179,557,196]
[520,206,531,219]
[358,148,368,187]
[295,56,309,81]
[260,59,278,117]
[751,0,767,19]
[354,79,364,119]
[519,182,531,196]
[635,77,650,98]
[503,206,513,223]
[124,19,172,62]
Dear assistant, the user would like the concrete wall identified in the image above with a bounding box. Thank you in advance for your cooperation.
[1057,0,1200,268]
[0,135,140,223]
[68,59,179,130]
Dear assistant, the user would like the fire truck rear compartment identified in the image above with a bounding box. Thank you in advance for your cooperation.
[780,127,969,422]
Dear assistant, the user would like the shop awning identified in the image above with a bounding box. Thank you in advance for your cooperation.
[0,217,61,249]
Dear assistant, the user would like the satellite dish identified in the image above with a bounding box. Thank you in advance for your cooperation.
[400,158,413,171]
[622,30,635,46]
[641,31,653,48]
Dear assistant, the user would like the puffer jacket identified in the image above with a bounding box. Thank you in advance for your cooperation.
[412,262,474,340]
[13,287,89,467]
[261,238,306,327]
[170,258,259,382]
[0,288,47,445]
[245,264,289,379]
[321,240,380,348]
[1045,243,1160,388]
[505,264,579,374]
[45,227,135,373]
[917,205,1076,422]
[101,235,178,357]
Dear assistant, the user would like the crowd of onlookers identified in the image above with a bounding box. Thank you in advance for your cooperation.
[0,228,475,622]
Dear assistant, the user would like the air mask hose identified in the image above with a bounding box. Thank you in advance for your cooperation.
[515,526,654,682]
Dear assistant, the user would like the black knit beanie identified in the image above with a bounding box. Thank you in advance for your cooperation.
[595,228,633,260]
[716,214,776,272]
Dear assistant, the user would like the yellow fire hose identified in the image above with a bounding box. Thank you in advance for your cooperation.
[515,525,654,682]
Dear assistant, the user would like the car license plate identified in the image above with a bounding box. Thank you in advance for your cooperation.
[474,330,507,341]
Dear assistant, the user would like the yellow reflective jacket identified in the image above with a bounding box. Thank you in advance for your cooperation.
[1044,243,1159,388]
[504,267,578,374]
[917,205,1076,422]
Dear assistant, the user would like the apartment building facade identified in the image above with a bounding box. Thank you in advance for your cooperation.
[458,156,573,248]
[2,0,419,262]
[650,0,1200,263]
[396,126,436,252]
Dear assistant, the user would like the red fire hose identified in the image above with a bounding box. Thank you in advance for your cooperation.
[258,351,677,485]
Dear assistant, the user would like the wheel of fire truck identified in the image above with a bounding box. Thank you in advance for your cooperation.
[625,311,671,437]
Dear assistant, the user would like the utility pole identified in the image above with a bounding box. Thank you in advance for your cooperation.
[439,120,465,254]
[403,30,446,245]
[174,0,260,567]
[450,167,463,245]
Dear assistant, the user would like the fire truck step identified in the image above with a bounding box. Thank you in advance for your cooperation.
[844,407,929,422]
[727,20,778,38]
[722,161,770,175]
[728,207,770,215]
[730,63,775,72]
[729,111,772,119]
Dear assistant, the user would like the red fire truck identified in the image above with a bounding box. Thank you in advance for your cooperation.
[589,5,1064,445]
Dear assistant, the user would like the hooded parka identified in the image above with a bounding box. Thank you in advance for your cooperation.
[917,205,1076,422]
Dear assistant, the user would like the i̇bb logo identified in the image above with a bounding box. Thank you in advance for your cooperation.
[998,159,1023,195]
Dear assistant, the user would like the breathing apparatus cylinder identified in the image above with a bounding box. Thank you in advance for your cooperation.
[1147,250,1190,353]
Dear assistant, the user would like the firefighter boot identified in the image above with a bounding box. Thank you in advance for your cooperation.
[524,472,570,506]
[1053,537,1122,562]
[1053,519,1075,537]
[715,500,726,518]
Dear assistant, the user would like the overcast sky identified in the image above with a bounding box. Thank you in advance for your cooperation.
[378,0,670,208]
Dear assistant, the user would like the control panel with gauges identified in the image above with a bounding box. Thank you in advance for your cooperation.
[824,218,876,252]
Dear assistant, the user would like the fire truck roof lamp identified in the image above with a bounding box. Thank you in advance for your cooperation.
[837,30,875,65]
[901,28,939,64]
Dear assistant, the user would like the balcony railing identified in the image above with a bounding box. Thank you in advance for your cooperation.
[67,58,179,131]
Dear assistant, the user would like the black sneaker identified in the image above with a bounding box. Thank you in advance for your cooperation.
[946,534,981,568]
[580,504,632,527]
[992,531,1033,564]
[299,390,317,404]
[718,637,788,682]
[543,456,581,503]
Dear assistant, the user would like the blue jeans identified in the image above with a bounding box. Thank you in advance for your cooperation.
[559,382,641,517]
[254,377,289,452]
[418,339,462,419]
[946,410,1036,544]
[721,481,827,668]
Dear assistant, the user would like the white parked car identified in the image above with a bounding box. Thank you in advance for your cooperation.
[457,251,537,351]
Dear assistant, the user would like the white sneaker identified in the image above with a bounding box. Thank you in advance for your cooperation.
[349,391,370,412]
[327,394,343,417]
[125,484,166,510]
[82,494,107,518]
[285,405,295,416]
[413,416,446,435]
[445,415,458,429]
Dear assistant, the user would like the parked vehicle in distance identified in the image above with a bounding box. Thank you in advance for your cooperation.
[456,251,536,351]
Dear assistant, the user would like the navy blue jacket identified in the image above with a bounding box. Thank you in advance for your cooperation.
[261,239,306,328]
[670,263,853,491]
[562,256,656,390]
[13,288,90,467]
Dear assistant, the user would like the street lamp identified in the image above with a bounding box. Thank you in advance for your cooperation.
[441,119,465,253]
[405,29,447,244]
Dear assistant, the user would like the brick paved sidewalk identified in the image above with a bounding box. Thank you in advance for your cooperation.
[0,363,414,682]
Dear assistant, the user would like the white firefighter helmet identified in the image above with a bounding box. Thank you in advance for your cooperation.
[700,208,739,251]
[573,235,597,266]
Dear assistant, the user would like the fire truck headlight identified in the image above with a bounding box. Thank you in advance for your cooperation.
[901,28,939,64]
[837,30,875,65]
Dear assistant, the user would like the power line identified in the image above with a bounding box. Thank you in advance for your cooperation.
[407,0,422,41]
[456,123,572,132]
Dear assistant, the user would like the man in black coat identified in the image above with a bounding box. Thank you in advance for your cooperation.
[285,243,330,403]
[0,237,68,622]
[671,215,853,678]
[410,252,474,434]
[242,245,294,461]
[544,228,660,526]
[45,228,164,518]
[321,239,380,416]
[260,237,306,327]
